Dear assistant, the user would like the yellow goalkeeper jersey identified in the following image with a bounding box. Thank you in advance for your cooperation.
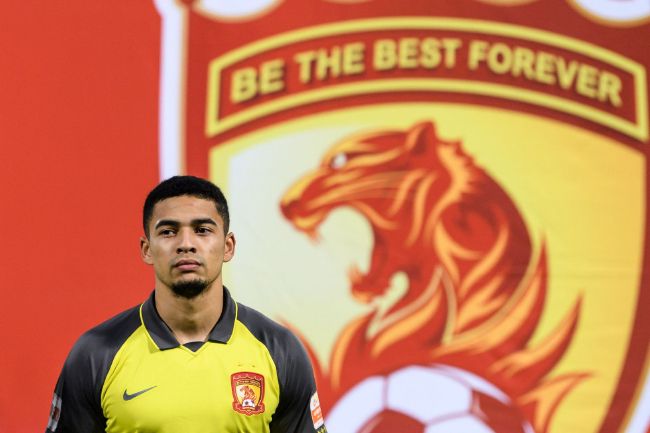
[46,288,326,433]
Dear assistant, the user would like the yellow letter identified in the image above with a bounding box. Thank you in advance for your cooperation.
[374,39,397,71]
[468,40,488,71]
[231,67,257,103]
[487,43,512,75]
[512,46,535,80]
[556,58,579,90]
[316,47,342,80]
[441,38,462,68]
[420,38,441,69]
[260,59,285,95]
[576,64,598,98]
[598,71,622,107]
[398,37,419,69]
[534,51,556,84]
[294,50,317,84]
[343,42,365,75]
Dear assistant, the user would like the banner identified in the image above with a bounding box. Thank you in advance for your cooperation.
[154,1,649,432]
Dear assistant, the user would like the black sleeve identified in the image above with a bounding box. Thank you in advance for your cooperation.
[45,333,107,433]
[236,303,327,433]
[45,306,141,433]
[269,331,327,433]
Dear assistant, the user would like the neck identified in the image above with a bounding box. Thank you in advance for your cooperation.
[154,282,224,345]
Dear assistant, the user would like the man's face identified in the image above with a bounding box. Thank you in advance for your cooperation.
[140,195,235,298]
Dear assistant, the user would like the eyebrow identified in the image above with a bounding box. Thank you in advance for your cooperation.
[191,218,218,227]
[154,218,218,230]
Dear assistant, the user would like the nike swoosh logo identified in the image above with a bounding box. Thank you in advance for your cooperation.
[123,386,157,401]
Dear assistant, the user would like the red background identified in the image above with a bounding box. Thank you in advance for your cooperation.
[0,3,160,431]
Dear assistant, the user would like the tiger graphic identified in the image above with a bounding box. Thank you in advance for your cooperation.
[280,121,585,433]
[239,386,257,408]
[282,121,533,334]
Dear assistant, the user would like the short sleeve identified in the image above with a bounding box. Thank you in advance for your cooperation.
[45,305,141,433]
[269,333,327,433]
[45,335,106,433]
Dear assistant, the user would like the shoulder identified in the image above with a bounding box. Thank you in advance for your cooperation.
[64,305,141,379]
[235,302,304,353]
[71,305,141,354]
[51,304,143,428]
[235,302,313,377]
[236,303,322,431]
[236,303,292,338]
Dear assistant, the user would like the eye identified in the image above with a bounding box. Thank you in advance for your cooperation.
[331,153,347,169]
[159,229,176,237]
[196,227,212,234]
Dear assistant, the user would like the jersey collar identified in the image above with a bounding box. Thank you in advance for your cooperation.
[140,287,237,350]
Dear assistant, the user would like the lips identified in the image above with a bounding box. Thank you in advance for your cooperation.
[174,259,201,271]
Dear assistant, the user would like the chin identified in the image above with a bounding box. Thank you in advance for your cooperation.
[171,279,209,299]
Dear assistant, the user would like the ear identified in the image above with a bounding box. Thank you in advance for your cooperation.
[140,236,154,265]
[224,232,236,263]
[405,121,436,155]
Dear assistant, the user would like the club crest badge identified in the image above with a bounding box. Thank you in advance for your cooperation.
[155,0,650,431]
[231,372,265,415]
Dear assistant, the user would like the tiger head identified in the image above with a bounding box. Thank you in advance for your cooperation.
[281,121,584,433]
[280,121,489,303]
[281,121,472,232]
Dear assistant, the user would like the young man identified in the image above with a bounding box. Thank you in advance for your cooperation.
[46,176,326,433]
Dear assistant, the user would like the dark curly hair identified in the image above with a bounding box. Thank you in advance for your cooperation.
[143,176,229,237]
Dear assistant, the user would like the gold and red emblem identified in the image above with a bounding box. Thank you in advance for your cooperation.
[156,0,650,431]
[231,372,265,415]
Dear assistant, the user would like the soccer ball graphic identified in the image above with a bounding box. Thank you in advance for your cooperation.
[325,364,535,433]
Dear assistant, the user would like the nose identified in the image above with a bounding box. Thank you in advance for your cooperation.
[176,229,197,254]
[280,170,321,219]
